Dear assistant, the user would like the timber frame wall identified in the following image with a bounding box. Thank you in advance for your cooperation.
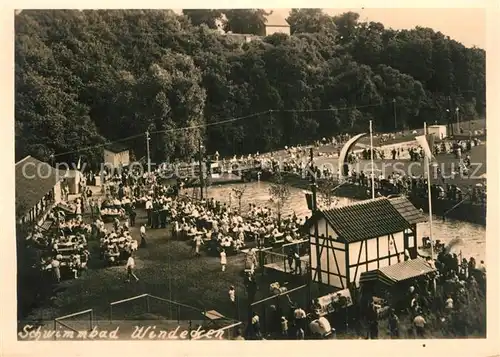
[309,218,418,290]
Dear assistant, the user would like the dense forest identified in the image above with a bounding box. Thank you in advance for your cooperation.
[15,9,486,165]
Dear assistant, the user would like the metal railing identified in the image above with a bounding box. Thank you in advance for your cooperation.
[261,250,309,275]
[109,293,209,322]
[108,293,241,340]
[53,308,93,340]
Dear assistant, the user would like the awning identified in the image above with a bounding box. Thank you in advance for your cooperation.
[360,258,436,286]
[359,270,395,286]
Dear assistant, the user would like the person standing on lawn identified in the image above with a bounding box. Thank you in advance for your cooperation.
[125,253,139,282]
[220,249,227,272]
[193,234,204,257]
[251,312,262,340]
[129,207,136,227]
[245,273,258,304]
[145,197,153,227]
[280,316,289,338]
[140,224,147,248]
[46,257,61,284]
[366,302,379,339]
[388,309,400,338]
[228,285,238,319]
[294,251,302,275]
[287,249,294,273]
[413,309,426,338]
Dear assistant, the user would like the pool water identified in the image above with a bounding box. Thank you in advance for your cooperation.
[199,181,486,262]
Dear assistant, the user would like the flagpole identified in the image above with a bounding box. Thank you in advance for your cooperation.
[370,120,375,199]
[424,122,435,261]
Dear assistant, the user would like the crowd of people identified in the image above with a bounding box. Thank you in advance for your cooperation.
[139,189,305,258]
[242,247,487,340]
[27,211,91,283]
[95,217,139,266]
[362,251,486,339]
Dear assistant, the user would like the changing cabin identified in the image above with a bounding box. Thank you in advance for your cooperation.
[305,196,427,290]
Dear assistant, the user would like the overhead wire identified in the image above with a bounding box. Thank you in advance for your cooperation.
[51,101,389,158]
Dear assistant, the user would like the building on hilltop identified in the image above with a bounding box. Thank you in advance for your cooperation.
[264,11,290,36]
[221,11,290,43]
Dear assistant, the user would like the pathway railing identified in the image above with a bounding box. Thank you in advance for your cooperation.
[53,308,94,340]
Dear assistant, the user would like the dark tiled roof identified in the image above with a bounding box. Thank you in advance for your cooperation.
[321,197,412,243]
[377,258,436,283]
[15,156,65,218]
[388,196,427,225]
[104,142,129,154]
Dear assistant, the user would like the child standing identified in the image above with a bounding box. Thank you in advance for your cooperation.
[220,249,227,272]
[228,285,238,319]
[281,316,289,338]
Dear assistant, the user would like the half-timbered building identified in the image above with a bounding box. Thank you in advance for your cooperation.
[305,196,427,290]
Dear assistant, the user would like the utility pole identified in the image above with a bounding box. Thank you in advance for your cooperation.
[369,120,375,199]
[309,147,321,288]
[198,139,204,201]
[392,98,397,131]
[146,131,151,174]
[447,96,454,137]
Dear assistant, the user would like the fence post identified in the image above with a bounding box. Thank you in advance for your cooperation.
[188,320,192,340]
[53,320,57,341]
[90,309,94,331]
[146,295,150,314]
[109,304,112,324]
[259,250,264,277]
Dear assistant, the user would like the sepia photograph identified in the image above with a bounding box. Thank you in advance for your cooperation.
[12,6,491,344]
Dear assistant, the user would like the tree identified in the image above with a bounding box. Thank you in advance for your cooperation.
[15,10,486,166]
[332,11,360,43]
[223,9,270,36]
[287,9,337,35]
[317,180,339,209]
[268,172,291,224]
[232,185,247,214]
[182,9,223,29]
[134,50,207,162]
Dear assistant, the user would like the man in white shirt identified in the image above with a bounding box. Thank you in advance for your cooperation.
[126,254,139,282]
[193,235,203,257]
[140,224,147,248]
[445,296,454,312]
[228,285,237,318]
[413,312,426,338]
[145,198,153,226]
[294,306,307,331]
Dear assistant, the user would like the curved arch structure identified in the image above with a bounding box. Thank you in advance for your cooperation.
[338,133,368,180]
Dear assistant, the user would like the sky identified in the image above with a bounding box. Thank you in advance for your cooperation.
[271,8,486,48]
